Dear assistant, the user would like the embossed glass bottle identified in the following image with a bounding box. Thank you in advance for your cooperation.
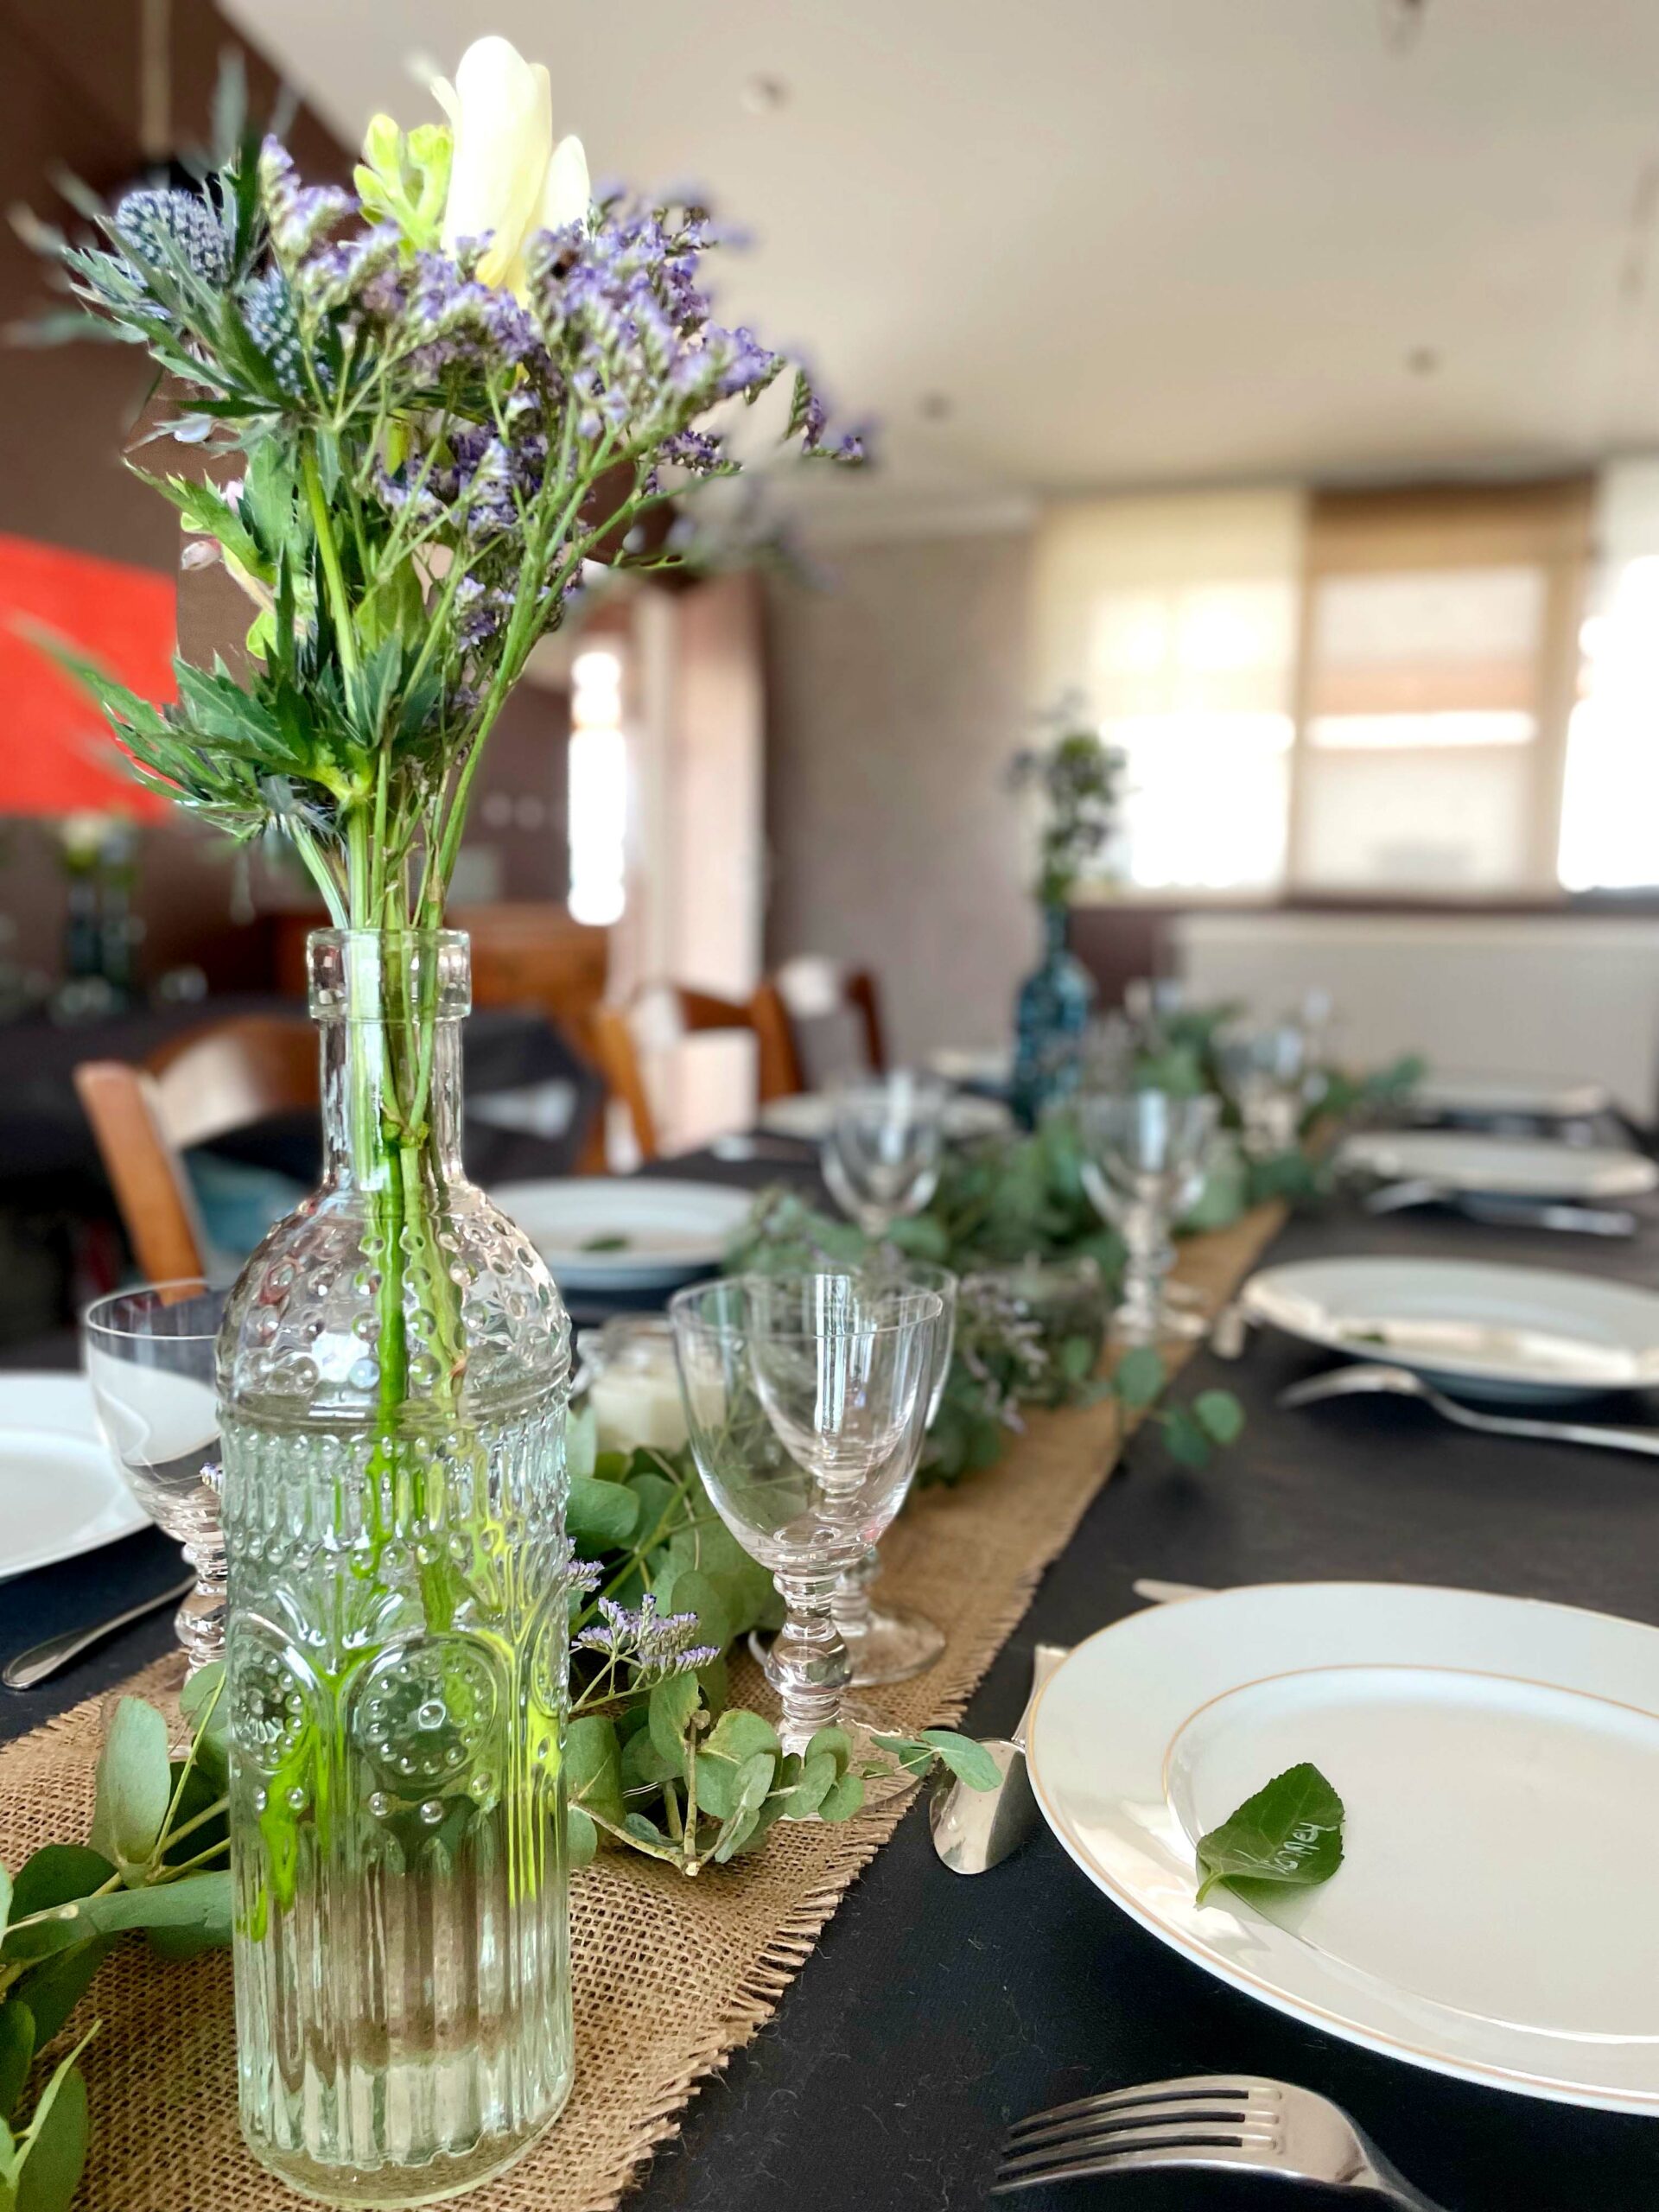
[217,931,573,2208]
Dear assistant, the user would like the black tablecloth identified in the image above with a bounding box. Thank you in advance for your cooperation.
[5,1172,1659,2209]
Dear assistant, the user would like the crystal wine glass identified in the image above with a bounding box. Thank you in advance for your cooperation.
[822,1071,949,1237]
[752,1261,959,1690]
[82,1278,227,1674]
[1073,1091,1218,1346]
[670,1274,941,1797]
[1217,1020,1310,1160]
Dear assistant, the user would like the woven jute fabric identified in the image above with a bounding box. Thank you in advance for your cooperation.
[0,1203,1283,2212]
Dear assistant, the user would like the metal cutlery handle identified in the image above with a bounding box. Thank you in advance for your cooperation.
[3,1573,194,1690]
[1011,1643,1069,1751]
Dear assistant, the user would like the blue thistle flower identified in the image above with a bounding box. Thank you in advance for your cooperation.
[113,188,231,284]
[238,269,306,397]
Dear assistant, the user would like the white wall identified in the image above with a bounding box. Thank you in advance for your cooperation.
[764,531,1037,1064]
[1177,909,1659,1116]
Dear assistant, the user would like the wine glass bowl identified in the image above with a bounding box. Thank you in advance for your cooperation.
[821,1071,949,1237]
[82,1277,228,1674]
[1072,1090,1218,1346]
[1217,1021,1311,1159]
[671,1274,943,1778]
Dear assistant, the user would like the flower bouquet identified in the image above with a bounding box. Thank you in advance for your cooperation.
[30,35,859,2205]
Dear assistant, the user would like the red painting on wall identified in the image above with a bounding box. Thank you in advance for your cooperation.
[0,531,175,817]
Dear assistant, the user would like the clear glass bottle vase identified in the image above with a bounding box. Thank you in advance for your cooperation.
[217,930,574,2208]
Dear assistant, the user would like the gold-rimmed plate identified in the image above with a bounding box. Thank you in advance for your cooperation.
[1026,1581,1659,2113]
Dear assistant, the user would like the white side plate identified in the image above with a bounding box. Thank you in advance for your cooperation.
[1338,1131,1656,1200]
[1241,1253,1659,1403]
[1027,1581,1659,2113]
[1411,1072,1611,1121]
[925,1046,1013,1088]
[495,1177,755,1293]
[0,1374,150,1580]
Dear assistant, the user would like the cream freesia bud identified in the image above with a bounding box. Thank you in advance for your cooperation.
[433,35,588,296]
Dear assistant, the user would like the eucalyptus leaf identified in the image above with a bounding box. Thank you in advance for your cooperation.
[620,1726,681,1793]
[1112,1345,1166,1410]
[1160,1406,1212,1468]
[696,1710,780,1819]
[8,1942,109,2046]
[803,1725,854,1780]
[655,1568,731,1660]
[566,1475,641,1557]
[565,1716,624,1828]
[0,2003,34,2123]
[777,1751,836,1821]
[9,1850,111,1925]
[87,1698,172,1876]
[918,1732,1001,1791]
[565,1805,599,1870]
[621,1811,667,1852]
[11,2044,90,2212]
[1195,1763,1345,1907]
[79,1870,232,1942]
[646,1675,702,1767]
[711,1751,775,1864]
[817,1771,865,1824]
[1193,1389,1245,1446]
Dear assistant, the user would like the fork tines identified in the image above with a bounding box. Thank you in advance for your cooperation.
[995,2076,1281,2194]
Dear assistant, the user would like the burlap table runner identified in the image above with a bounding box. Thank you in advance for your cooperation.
[0,1201,1283,2211]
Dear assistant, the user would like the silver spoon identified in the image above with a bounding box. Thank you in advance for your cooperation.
[3,1573,194,1690]
[928,1642,1069,1874]
[1279,1363,1659,1457]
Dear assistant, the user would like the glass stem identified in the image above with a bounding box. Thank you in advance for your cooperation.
[1118,1194,1171,1346]
[771,1567,851,1758]
[177,1526,226,1675]
[829,1546,881,1640]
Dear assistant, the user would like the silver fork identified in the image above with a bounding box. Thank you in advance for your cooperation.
[1279,1361,1659,1459]
[994,2074,1447,2206]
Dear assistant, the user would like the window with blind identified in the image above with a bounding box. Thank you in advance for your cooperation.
[1030,474,1651,899]
[1288,480,1592,895]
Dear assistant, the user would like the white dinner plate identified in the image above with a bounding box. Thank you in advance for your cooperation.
[758,1090,1012,1142]
[1410,1072,1611,1122]
[1027,1581,1659,2113]
[1338,1130,1657,1200]
[495,1178,755,1293]
[0,1374,150,1580]
[925,1045,1013,1089]
[1240,1253,1659,1403]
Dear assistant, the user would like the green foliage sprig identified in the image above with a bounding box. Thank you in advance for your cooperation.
[0,1674,231,2210]
[561,1413,995,1872]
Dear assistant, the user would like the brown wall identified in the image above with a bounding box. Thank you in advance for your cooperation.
[0,0,348,991]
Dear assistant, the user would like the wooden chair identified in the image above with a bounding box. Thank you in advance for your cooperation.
[590,982,800,1161]
[770,957,888,1084]
[75,1014,318,1282]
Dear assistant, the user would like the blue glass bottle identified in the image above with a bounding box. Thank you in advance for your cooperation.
[1010,903,1096,1128]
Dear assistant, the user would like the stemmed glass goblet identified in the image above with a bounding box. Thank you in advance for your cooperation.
[82,1277,227,1675]
[751,1261,959,1690]
[670,1273,942,1799]
[1072,1091,1218,1346]
[1217,1022,1311,1160]
[822,1071,948,1237]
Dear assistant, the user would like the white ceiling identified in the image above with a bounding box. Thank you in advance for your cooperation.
[226,0,1659,531]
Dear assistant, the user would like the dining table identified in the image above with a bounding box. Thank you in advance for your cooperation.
[4,1135,1659,2211]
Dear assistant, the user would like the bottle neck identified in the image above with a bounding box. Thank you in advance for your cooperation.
[319,1014,465,1190]
[1041,901,1070,957]
[308,930,472,1194]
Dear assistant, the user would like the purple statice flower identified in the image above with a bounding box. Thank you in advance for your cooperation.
[296,223,403,318]
[573,1592,720,1675]
[458,439,519,542]
[454,571,515,650]
[258,138,352,264]
[113,187,231,284]
[658,429,727,476]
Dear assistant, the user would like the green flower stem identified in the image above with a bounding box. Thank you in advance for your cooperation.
[301,442,361,696]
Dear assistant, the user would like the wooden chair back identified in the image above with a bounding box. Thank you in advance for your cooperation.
[76,1014,318,1283]
[590,982,800,1161]
[771,957,887,1083]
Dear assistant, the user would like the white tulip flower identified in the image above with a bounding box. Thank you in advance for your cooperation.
[430,35,589,296]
